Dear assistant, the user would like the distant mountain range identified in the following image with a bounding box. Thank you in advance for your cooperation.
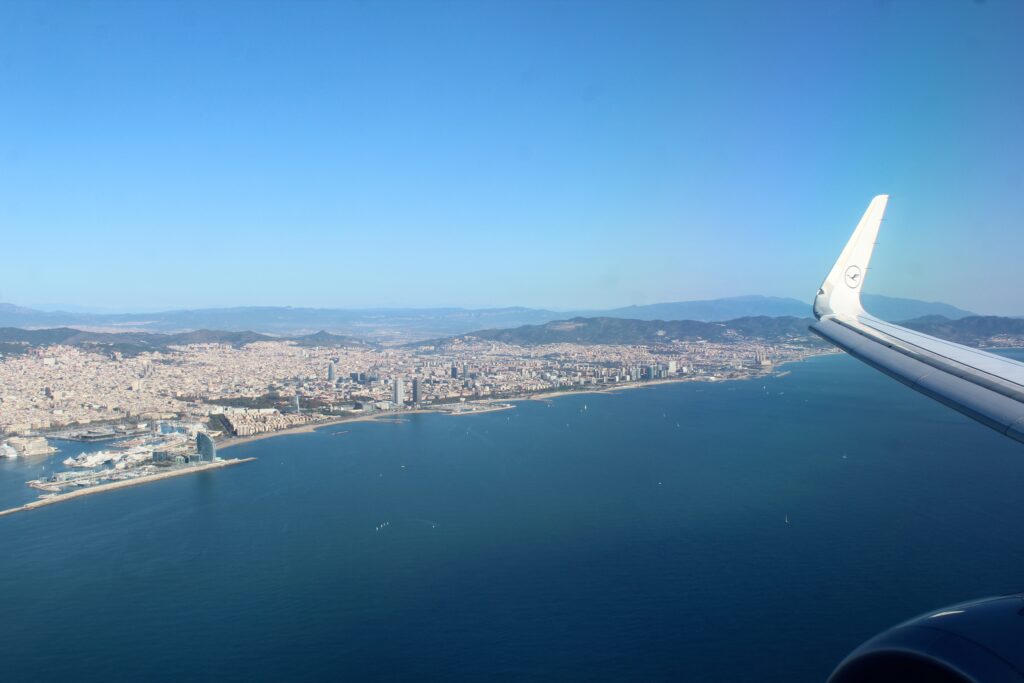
[902,316,1024,347]
[0,327,366,357]
[579,295,974,324]
[0,317,828,354]
[455,314,1024,348]
[442,316,823,347]
[3,313,1022,356]
[0,295,978,341]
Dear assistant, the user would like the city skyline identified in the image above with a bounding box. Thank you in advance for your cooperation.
[3,1,1023,314]
[4,3,1023,680]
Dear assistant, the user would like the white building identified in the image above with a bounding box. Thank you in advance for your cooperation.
[2,436,55,457]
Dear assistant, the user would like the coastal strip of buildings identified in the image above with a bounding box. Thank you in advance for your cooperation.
[0,337,822,441]
[0,333,830,514]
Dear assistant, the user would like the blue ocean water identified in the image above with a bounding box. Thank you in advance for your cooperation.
[2,352,1024,682]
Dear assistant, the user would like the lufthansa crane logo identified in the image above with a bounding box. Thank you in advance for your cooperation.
[844,265,862,289]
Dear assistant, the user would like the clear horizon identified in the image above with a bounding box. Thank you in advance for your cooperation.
[3,1,1022,314]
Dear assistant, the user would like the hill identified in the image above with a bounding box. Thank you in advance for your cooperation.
[860,295,974,322]
[0,295,979,340]
[451,316,821,346]
[0,327,367,356]
[901,316,1024,347]
[437,312,1024,349]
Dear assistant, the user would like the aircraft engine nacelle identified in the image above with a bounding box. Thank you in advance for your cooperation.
[829,594,1024,683]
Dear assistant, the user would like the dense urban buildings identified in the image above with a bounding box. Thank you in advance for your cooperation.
[0,335,830,440]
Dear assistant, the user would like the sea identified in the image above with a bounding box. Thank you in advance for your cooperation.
[2,351,1024,682]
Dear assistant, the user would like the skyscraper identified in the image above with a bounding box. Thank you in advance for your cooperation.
[393,378,405,405]
[412,377,421,404]
[196,432,217,462]
[327,362,336,382]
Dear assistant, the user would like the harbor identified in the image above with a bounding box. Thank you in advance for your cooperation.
[48,424,153,442]
[0,457,256,517]
[0,426,254,517]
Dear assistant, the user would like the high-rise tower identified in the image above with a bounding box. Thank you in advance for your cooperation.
[196,432,217,462]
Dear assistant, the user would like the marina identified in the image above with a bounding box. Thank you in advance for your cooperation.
[0,457,256,517]
[50,425,153,442]
[2,426,245,515]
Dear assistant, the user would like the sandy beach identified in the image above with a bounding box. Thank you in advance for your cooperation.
[1,356,825,518]
[217,414,389,451]
[512,353,833,402]
[216,361,823,450]
[517,376,702,402]
[216,402,528,449]
[214,372,781,450]
[216,408,455,451]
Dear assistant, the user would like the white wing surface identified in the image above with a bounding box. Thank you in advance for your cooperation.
[810,196,1024,444]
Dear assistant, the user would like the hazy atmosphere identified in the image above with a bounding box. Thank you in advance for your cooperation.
[2,0,1022,314]
[4,3,1024,682]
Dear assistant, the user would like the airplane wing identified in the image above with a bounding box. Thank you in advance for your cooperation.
[810,195,1024,444]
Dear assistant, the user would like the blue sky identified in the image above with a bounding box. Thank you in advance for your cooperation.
[1,0,1022,314]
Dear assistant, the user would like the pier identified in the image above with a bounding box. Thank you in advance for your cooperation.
[0,458,256,517]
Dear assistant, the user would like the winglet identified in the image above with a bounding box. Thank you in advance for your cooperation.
[813,195,889,319]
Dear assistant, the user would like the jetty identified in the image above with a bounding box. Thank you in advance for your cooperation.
[0,458,256,518]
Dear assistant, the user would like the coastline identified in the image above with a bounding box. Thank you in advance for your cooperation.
[216,408,449,451]
[517,378,692,402]
[446,403,516,416]
[513,365,788,402]
[217,402,526,449]
[0,457,257,518]
[219,354,827,449]
[217,414,389,451]
[1,352,831,517]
